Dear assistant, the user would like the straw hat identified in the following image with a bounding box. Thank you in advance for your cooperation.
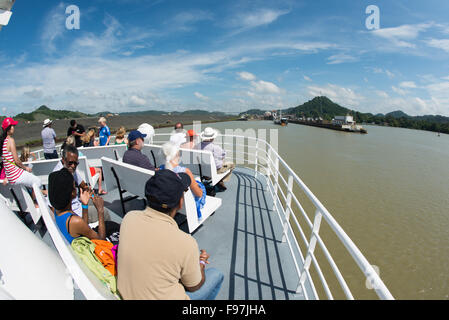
[200,127,218,141]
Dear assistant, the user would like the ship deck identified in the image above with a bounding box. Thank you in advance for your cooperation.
[101,166,305,300]
[20,165,310,300]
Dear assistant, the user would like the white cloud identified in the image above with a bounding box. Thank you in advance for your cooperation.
[303,75,312,82]
[366,67,395,79]
[307,84,364,108]
[376,90,389,98]
[425,39,449,53]
[371,23,433,48]
[237,71,256,81]
[168,10,213,32]
[326,53,358,65]
[250,80,282,94]
[392,86,407,96]
[228,8,290,33]
[130,95,146,106]
[399,81,417,89]
[41,3,67,54]
[194,92,209,101]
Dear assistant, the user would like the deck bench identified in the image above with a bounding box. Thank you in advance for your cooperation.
[101,157,222,234]
[142,144,231,186]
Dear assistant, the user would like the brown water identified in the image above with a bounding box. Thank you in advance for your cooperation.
[173,120,449,300]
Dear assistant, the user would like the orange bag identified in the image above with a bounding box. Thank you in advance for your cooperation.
[92,239,116,276]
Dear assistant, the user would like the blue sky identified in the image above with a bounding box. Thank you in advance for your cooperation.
[1,0,449,116]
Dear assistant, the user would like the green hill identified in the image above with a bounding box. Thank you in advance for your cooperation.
[286,96,351,120]
[385,110,410,118]
[15,105,89,122]
[13,105,231,123]
[241,95,449,134]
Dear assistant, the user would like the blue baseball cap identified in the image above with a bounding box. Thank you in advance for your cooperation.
[145,169,191,210]
[128,130,147,142]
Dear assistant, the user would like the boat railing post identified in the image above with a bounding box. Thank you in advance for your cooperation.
[282,174,294,242]
[272,157,280,211]
[254,139,259,177]
[297,208,322,293]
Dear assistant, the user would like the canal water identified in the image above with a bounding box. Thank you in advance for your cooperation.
[167,120,449,300]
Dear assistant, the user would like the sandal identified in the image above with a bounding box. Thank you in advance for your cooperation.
[98,190,108,195]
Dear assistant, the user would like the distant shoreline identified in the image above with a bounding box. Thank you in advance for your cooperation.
[15,114,237,149]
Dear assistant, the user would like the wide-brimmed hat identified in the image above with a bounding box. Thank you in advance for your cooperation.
[43,119,53,127]
[2,117,18,131]
[200,127,218,141]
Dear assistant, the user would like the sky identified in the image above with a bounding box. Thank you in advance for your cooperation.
[1,0,449,116]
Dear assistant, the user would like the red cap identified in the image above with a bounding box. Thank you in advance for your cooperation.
[2,117,18,131]
[187,129,197,137]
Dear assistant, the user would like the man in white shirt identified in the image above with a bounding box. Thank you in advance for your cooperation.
[41,119,58,159]
[198,127,235,191]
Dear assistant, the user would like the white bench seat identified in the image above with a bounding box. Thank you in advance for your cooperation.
[78,145,127,168]
[101,157,221,234]
[142,144,231,186]
[23,157,100,190]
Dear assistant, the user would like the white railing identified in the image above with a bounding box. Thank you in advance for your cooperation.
[151,132,394,300]
[32,132,393,299]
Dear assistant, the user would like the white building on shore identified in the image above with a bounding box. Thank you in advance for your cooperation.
[332,115,355,126]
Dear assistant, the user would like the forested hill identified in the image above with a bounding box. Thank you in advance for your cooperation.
[247,96,449,135]
[14,106,90,122]
[11,105,230,122]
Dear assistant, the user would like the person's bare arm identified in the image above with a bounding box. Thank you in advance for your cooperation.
[186,168,203,198]
[91,194,106,240]
[184,250,209,292]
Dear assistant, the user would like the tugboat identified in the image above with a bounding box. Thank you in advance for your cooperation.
[273,110,288,126]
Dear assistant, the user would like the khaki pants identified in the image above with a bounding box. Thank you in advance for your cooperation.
[217,162,235,182]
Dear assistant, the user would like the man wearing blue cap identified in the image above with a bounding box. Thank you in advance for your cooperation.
[122,130,155,171]
[117,169,224,300]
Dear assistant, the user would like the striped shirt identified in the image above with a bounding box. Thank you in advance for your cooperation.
[2,137,23,184]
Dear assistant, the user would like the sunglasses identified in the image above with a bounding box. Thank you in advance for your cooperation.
[67,161,79,166]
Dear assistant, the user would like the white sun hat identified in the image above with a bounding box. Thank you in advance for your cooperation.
[42,119,53,127]
[200,127,218,141]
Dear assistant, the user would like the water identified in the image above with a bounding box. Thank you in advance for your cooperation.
[173,120,449,300]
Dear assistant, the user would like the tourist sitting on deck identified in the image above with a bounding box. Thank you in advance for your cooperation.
[49,168,107,244]
[114,126,127,145]
[67,120,85,148]
[1,117,43,203]
[53,144,111,223]
[19,146,37,163]
[122,130,156,171]
[81,129,98,148]
[160,142,203,199]
[62,136,106,195]
[198,127,235,191]
[180,130,198,149]
[98,117,111,146]
[170,122,187,147]
[41,119,58,159]
[117,169,224,300]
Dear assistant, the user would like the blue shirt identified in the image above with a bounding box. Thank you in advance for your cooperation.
[99,125,111,146]
[55,211,76,244]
